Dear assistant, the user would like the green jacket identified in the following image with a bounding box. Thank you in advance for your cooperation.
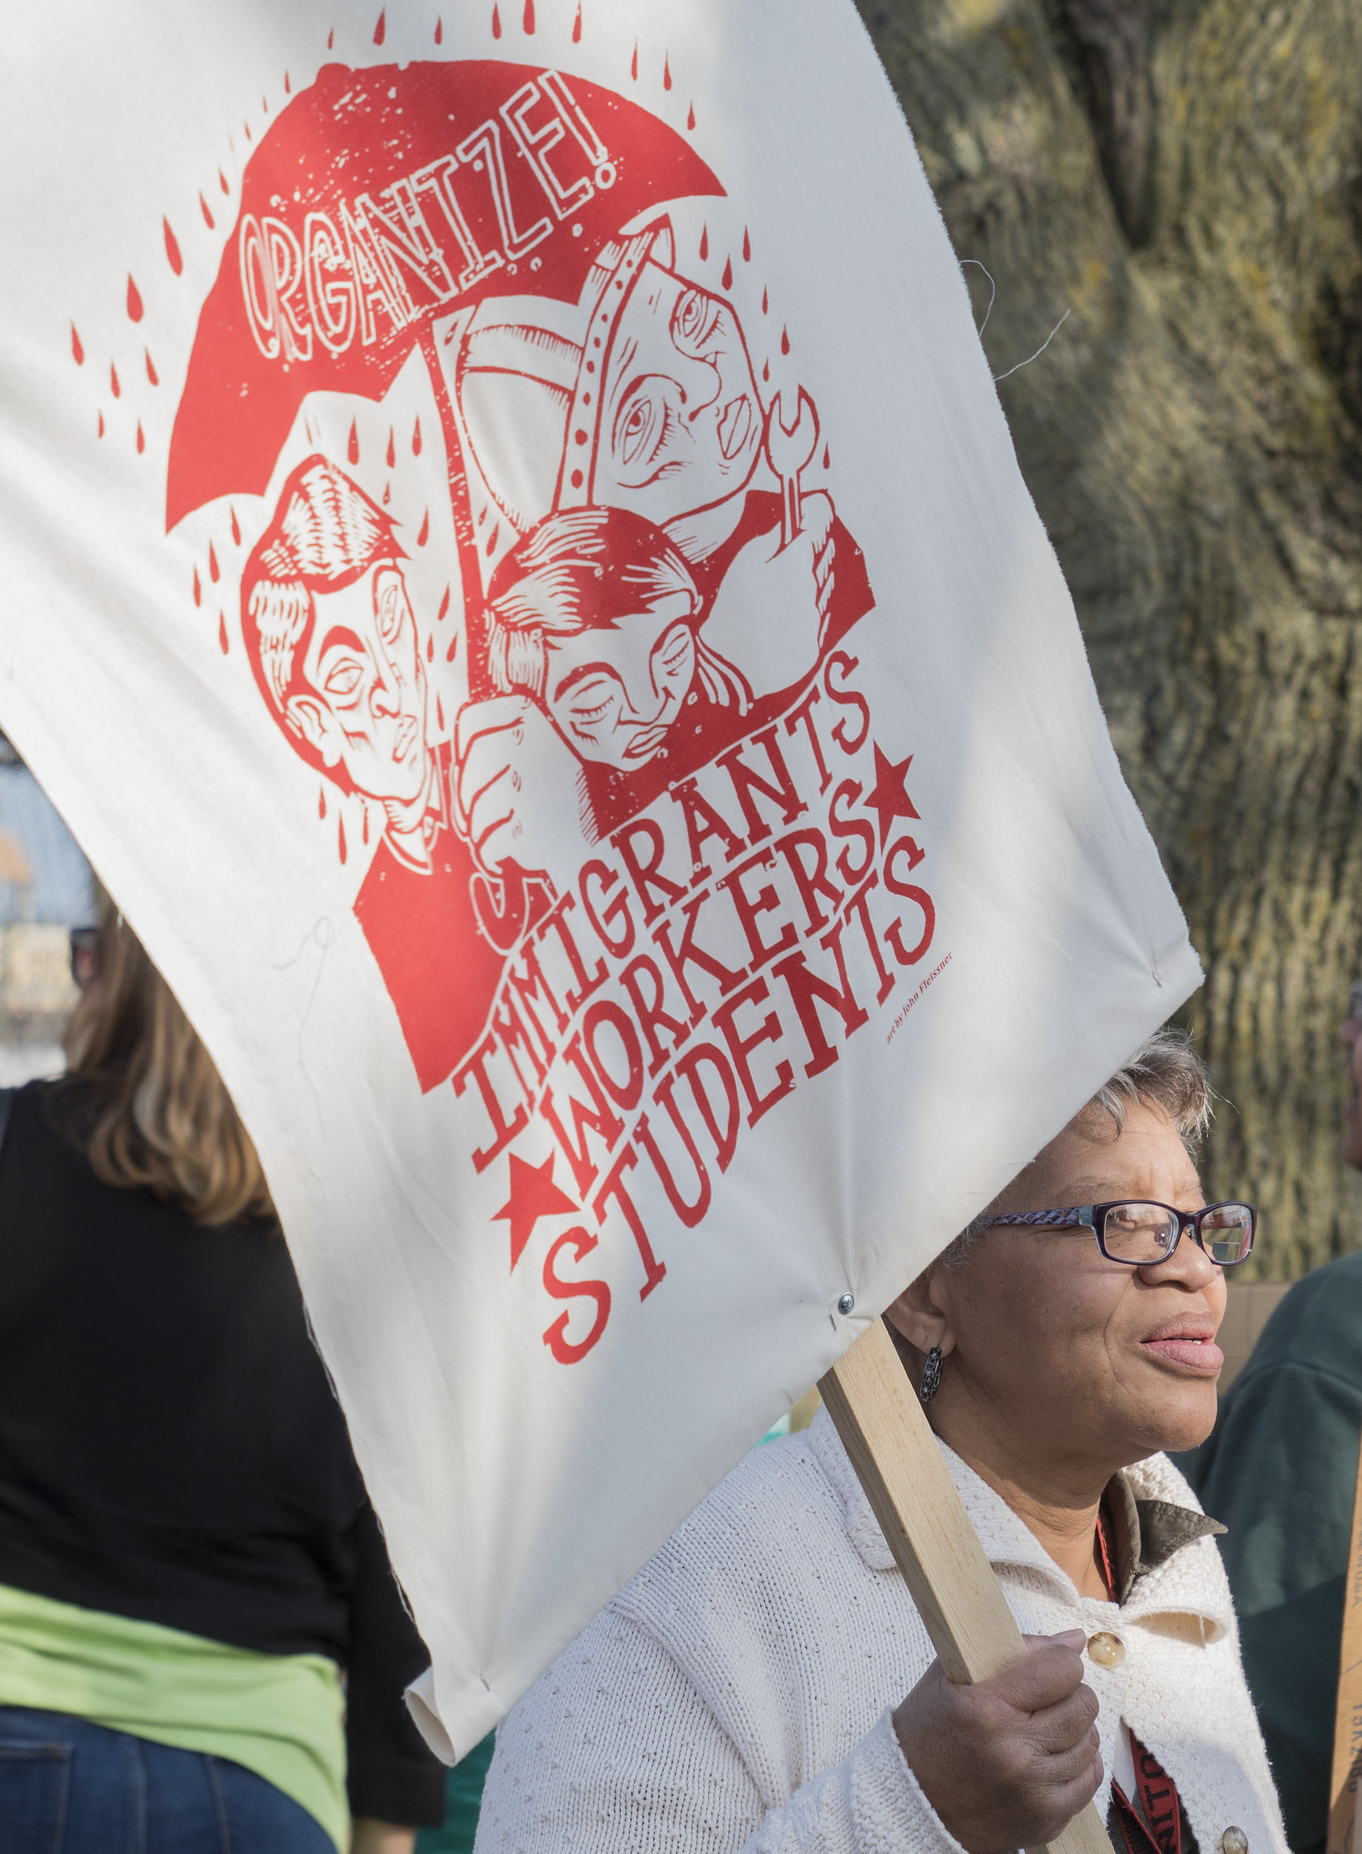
[1188,1253,1362,1854]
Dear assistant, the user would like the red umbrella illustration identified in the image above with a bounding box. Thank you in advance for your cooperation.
[164,57,723,1085]
[166,54,723,635]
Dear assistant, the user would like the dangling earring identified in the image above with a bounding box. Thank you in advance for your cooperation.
[920,1346,943,1404]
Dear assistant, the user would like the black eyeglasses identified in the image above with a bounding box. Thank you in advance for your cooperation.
[986,1199,1257,1267]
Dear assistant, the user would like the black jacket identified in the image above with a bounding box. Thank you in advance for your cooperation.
[0,1079,444,1826]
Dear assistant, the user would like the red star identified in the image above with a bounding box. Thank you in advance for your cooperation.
[494,1151,578,1271]
[866,743,921,845]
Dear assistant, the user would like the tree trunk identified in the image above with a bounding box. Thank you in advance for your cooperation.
[859,0,1362,1276]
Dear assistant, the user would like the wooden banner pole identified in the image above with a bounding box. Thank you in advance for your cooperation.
[1328,1422,1362,1854]
[819,1319,1112,1854]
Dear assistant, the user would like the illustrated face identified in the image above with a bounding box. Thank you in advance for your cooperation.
[593,263,762,526]
[287,561,429,805]
[543,591,697,769]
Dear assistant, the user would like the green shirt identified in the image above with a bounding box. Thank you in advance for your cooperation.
[1187,1252,1362,1854]
[415,1734,495,1854]
[0,1580,349,1850]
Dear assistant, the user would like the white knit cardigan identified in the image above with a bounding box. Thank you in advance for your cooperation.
[474,1410,1287,1854]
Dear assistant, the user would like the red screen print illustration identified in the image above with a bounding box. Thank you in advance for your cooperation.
[440,221,871,857]
[167,55,873,1099]
[240,457,520,1089]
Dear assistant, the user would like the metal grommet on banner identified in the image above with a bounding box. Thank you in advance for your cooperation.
[1220,1831,1248,1854]
[836,1292,855,1316]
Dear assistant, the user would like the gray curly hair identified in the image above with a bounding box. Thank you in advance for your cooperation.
[943,1028,1213,1265]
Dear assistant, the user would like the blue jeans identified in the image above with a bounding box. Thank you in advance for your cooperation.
[0,1707,335,1854]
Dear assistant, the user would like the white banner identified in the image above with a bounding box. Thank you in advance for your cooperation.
[0,0,1199,1756]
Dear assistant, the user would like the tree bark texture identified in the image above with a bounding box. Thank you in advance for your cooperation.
[858,0,1362,1277]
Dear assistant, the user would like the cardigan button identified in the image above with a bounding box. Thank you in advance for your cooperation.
[1221,1831,1248,1854]
[1085,1631,1125,1668]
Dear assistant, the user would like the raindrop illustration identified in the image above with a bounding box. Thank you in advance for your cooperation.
[761,286,769,314]
[110,362,121,398]
[97,411,105,438]
[491,4,501,37]
[822,443,830,469]
[208,542,220,583]
[319,786,327,820]
[486,522,500,556]
[362,806,370,846]
[337,815,347,864]
[382,482,391,505]
[699,225,708,262]
[743,227,751,263]
[663,54,672,90]
[434,16,443,42]
[347,419,359,465]
[219,614,230,654]
[437,586,451,622]
[200,193,215,230]
[127,276,144,322]
[327,27,335,48]
[762,359,770,383]
[446,634,459,662]
[219,169,230,195]
[230,507,241,545]
[373,8,386,44]
[721,257,733,290]
[386,428,395,467]
[163,218,183,275]
[572,2,582,41]
[261,95,268,114]
[523,0,535,32]
[630,40,638,79]
[436,694,445,733]
[192,567,202,607]
[426,633,434,662]
[476,505,488,529]
[411,416,422,455]
[780,325,791,356]
[70,324,84,365]
[284,71,292,93]
[243,121,252,143]
[687,103,696,131]
[145,349,158,387]
[417,510,430,546]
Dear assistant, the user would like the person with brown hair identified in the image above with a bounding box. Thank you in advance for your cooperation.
[0,906,445,1852]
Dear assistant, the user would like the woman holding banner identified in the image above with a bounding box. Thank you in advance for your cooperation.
[473,1032,1286,1854]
